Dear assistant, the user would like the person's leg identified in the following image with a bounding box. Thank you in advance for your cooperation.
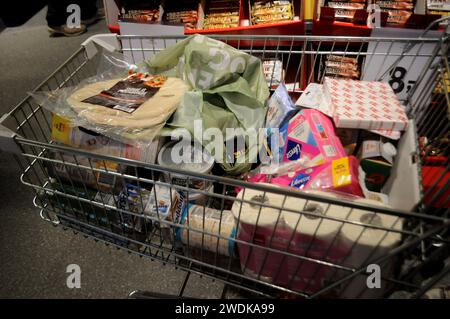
[79,0,105,26]
[79,0,98,20]
[46,0,67,27]
[47,0,86,36]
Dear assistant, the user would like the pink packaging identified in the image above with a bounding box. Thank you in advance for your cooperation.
[271,156,363,197]
[275,109,346,166]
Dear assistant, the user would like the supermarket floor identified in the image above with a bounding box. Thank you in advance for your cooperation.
[0,7,224,299]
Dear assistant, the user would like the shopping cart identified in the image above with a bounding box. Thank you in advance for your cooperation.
[0,30,449,299]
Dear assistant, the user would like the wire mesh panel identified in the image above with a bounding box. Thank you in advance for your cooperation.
[1,34,449,298]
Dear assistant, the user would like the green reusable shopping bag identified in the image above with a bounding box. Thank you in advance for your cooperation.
[146,34,269,175]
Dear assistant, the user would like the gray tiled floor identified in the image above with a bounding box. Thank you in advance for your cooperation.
[0,7,223,299]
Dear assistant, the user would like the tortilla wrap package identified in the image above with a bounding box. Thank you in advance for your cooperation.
[31,52,190,146]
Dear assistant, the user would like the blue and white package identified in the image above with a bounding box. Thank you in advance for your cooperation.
[265,83,298,129]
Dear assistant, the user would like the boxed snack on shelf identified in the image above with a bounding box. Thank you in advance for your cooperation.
[427,0,450,25]
[119,0,162,23]
[202,0,241,29]
[162,0,200,30]
[375,0,414,25]
[250,0,295,25]
[323,55,360,80]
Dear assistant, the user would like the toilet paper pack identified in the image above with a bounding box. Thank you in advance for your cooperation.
[231,185,349,292]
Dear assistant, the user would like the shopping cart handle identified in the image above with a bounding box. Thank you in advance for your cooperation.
[81,34,121,60]
[0,113,21,155]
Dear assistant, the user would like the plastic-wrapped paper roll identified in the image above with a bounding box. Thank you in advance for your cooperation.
[231,185,345,288]
[337,197,403,299]
[282,191,351,293]
[177,205,236,257]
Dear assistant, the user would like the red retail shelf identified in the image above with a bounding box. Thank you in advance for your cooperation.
[312,20,371,37]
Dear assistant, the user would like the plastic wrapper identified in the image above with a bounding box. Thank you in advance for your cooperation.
[231,185,395,294]
[327,2,366,10]
[265,83,298,129]
[175,204,236,257]
[31,52,189,147]
[271,156,364,196]
[146,34,269,175]
[263,59,284,87]
[246,156,364,197]
[251,0,294,25]
[272,108,347,166]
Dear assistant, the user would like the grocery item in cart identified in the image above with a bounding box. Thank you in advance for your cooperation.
[68,74,188,128]
[144,184,179,220]
[297,83,402,140]
[336,197,403,298]
[46,152,125,193]
[270,156,364,197]
[146,34,269,175]
[323,77,409,131]
[157,141,215,190]
[358,140,397,192]
[176,204,236,257]
[262,59,284,88]
[265,83,298,129]
[51,114,162,164]
[231,185,348,292]
[273,108,346,166]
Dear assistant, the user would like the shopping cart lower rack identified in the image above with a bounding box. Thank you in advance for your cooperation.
[0,32,449,299]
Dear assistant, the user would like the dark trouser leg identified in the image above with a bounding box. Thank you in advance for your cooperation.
[79,0,98,20]
[46,0,71,27]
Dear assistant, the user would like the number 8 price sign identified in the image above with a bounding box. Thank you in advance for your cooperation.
[362,28,441,106]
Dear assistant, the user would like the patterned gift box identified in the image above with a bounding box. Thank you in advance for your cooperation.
[323,78,409,131]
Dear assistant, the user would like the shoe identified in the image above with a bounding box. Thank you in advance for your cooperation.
[81,7,105,26]
[48,24,87,37]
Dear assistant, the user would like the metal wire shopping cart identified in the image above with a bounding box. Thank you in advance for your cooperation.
[0,30,449,299]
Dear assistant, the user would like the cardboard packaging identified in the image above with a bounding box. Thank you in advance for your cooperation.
[358,139,397,192]
[323,78,409,131]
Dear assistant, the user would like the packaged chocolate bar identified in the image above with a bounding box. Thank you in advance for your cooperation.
[325,66,360,79]
[325,60,359,71]
[375,1,414,9]
[334,8,357,19]
[254,0,291,9]
[121,9,160,23]
[327,55,358,64]
[327,2,366,10]
[253,4,292,16]
[381,8,412,24]
[253,13,293,24]
[251,0,294,25]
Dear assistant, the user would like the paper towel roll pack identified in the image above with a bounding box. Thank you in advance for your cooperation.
[231,186,403,296]
[336,196,403,299]
[231,185,349,292]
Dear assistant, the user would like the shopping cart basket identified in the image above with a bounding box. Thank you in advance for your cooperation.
[0,30,449,299]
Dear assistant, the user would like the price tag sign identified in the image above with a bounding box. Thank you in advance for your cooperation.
[362,28,441,104]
